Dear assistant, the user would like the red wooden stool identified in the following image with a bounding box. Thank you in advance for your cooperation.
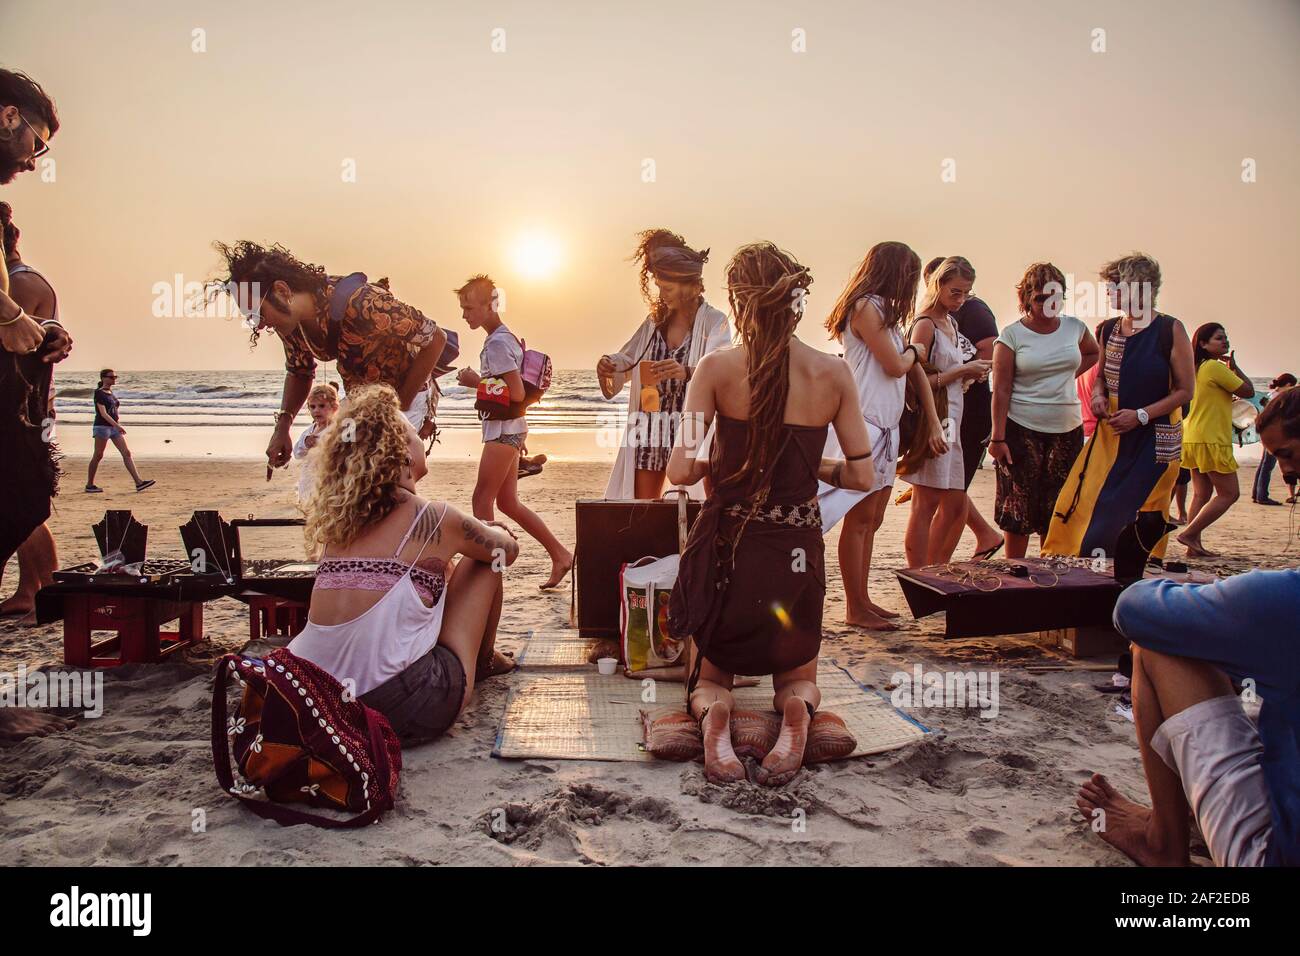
[247,595,310,641]
[63,594,203,667]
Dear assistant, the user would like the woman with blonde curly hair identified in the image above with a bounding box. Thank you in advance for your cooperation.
[988,263,1099,557]
[288,384,518,744]
[666,242,876,786]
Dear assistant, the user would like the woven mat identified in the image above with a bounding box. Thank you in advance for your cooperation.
[513,630,604,669]
[493,633,929,762]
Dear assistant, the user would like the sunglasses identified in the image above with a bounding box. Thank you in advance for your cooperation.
[19,114,49,159]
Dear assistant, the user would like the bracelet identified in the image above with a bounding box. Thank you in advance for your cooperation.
[0,308,28,327]
[845,450,872,461]
[988,439,1007,445]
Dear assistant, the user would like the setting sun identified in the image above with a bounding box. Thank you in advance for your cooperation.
[510,231,562,280]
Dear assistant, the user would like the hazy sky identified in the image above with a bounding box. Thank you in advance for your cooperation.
[4,0,1298,375]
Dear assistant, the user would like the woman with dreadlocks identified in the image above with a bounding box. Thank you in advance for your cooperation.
[597,228,731,499]
[664,242,877,786]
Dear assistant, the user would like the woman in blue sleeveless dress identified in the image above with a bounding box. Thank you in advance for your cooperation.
[1044,254,1196,569]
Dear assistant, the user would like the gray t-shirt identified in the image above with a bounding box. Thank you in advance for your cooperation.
[479,324,527,439]
[996,315,1087,433]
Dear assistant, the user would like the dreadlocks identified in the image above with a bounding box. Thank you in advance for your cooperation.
[724,242,812,491]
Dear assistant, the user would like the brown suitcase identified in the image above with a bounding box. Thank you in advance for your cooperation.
[573,493,701,641]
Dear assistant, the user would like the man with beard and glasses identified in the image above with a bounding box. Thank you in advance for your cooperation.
[0,68,74,742]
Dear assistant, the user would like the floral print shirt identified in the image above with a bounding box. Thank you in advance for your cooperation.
[278,279,441,393]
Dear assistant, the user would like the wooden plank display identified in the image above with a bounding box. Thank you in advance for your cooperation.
[895,557,1123,640]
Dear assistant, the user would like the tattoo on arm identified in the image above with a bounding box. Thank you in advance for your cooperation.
[460,517,492,550]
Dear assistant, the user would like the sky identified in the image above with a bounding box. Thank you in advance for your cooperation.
[3,0,1298,376]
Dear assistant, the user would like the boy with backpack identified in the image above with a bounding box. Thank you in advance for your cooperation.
[455,274,572,589]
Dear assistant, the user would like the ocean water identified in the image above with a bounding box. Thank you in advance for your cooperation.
[52,369,625,432]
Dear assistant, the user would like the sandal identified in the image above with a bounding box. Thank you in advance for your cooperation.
[804,711,857,765]
[640,706,703,762]
[729,709,781,761]
[973,540,1004,561]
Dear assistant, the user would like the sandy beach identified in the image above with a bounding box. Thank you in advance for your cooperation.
[0,453,1292,867]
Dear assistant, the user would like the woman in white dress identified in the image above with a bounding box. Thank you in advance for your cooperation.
[901,256,992,567]
[597,229,731,500]
[820,242,944,629]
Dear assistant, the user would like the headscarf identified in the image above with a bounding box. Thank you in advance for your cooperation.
[648,244,709,282]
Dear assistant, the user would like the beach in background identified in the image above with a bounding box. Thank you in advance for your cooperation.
[48,369,1279,464]
[2,452,1295,865]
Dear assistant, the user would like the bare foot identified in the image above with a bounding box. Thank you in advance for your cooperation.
[755,697,810,787]
[538,552,574,590]
[1175,534,1217,558]
[0,594,34,617]
[700,703,746,784]
[0,709,74,744]
[846,609,900,631]
[866,600,900,620]
[1075,773,1187,866]
[481,650,516,679]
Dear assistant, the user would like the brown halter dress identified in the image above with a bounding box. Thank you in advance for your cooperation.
[668,413,827,698]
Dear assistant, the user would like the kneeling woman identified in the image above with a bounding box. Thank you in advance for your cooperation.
[667,243,877,786]
[289,385,518,744]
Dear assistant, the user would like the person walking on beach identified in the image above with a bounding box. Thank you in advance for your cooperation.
[900,257,992,567]
[1044,253,1195,567]
[0,66,74,740]
[1175,323,1255,557]
[921,256,1004,560]
[290,384,517,745]
[597,229,731,500]
[667,242,877,786]
[988,263,1099,558]
[820,240,942,630]
[0,200,65,618]
[455,275,572,589]
[1252,373,1296,506]
[85,369,154,493]
[209,241,450,473]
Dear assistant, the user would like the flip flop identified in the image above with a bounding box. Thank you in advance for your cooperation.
[973,540,1004,561]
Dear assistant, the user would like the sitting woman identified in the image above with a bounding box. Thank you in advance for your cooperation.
[288,384,518,744]
[667,242,877,786]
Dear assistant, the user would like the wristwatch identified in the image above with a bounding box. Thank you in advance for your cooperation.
[1136,408,1150,426]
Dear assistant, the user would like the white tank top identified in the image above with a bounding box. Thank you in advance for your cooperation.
[288,502,449,696]
[843,294,906,430]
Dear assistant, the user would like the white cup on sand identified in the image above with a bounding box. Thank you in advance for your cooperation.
[597,657,619,676]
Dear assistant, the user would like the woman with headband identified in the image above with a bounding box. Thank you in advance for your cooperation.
[597,229,731,499]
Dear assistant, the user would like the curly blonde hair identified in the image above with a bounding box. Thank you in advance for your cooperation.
[1100,251,1161,312]
[303,384,410,555]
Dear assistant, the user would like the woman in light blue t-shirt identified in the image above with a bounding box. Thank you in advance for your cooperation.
[988,263,1099,557]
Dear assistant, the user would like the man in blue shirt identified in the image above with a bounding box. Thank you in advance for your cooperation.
[1077,386,1299,866]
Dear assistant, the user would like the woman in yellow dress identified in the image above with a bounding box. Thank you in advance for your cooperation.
[1175,323,1256,557]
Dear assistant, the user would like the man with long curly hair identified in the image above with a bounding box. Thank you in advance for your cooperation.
[209,241,449,473]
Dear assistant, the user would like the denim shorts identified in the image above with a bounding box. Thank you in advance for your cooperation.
[92,425,123,440]
[359,645,466,744]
